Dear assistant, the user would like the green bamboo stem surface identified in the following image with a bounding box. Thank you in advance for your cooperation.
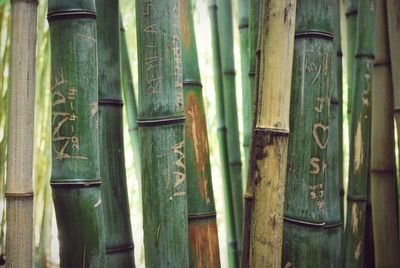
[181,1,221,266]
[345,0,358,120]
[217,0,243,251]
[208,1,239,266]
[248,0,297,267]
[48,1,105,266]
[343,1,376,267]
[5,1,37,266]
[238,0,250,189]
[370,0,400,266]
[135,0,189,266]
[282,0,334,267]
[96,0,135,266]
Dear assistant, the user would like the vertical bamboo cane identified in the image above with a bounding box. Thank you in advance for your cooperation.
[343,1,376,267]
[96,0,135,266]
[282,0,334,266]
[324,1,344,266]
[208,1,239,266]
[386,0,400,236]
[247,0,297,267]
[345,0,358,121]
[135,0,189,266]
[217,0,243,250]
[238,0,250,188]
[181,0,221,266]
[370,0,400,266]
[5,0,37,266]
[48,0,105,266]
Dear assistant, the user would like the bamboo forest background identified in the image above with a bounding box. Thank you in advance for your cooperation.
[0,0,392,267]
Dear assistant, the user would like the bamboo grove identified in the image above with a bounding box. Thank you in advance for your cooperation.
[1,0,400,267]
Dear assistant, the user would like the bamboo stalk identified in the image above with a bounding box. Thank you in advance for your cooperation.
[324,1,343,266]
[135,0,189,266]
[48,1,105,266]
[345,0,358,120]
[282,0,334,266]
[370,0,400,266]
[247,1,297,267]
[5,0,37,266]
[238,0,250,190]
[217,0,244,251]
[208,1,239,266]
[120,20,141,180]
[180,0,221,266]
[343,1,376,267]
[96,0,135,266]
[386,0,400,237]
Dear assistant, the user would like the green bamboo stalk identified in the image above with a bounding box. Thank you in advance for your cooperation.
[345,0,357,121]
[282,0,334,267]
[96,0,135,266]
[208,1,239,266]
[120,20,141,180]
[247,1,297,267]
[370,0,400,266]
[5,0,37,266]
[217,0,243,251]
[48,1,105,266]
[238,0,250,190]
[386,0,400,236]
[324,1,343,266]
[343,1,376,267]
[135,0,189,266]
[241,1,261,265]
[181,1,221,266]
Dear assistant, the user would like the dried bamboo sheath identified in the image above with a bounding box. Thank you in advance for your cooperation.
[6,0,37,266]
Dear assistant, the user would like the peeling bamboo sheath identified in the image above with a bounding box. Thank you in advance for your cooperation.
[48,0,105,266]
[6,0,37,266]
[208,1,239,267]
[344,1,376,267]
[246,1,296,267]
[370,0,400,266]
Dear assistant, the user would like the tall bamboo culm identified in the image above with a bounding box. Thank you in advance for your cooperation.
[343,1,376,267]
[120,20,141,179]
[180,1,221,266]
[241,1,261,265]
[48,0,105,266]
[135,0,189,266]
[96,0,135,266]
[247,0,297,267]
[370,0,400,266]
[208,1,239,266]
[282,0,334,266]
[238,0,250,189]
[386,0,400,233]
[324,1,343,266]
[5,0,37,266]
[217,0,243,251]
[345,0,357,120]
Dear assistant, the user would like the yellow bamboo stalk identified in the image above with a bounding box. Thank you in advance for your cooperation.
[371,0,400,266]
[248,1,297,267]
[5,0,37,266]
